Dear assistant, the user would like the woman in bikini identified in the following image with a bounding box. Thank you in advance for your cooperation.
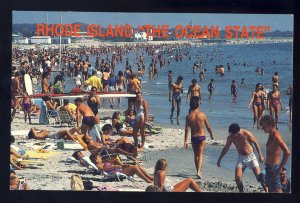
[248,83,265,129]
[90,153,153,183]
[112,112,137,137]
[267,84,283,129]
[154,159,202,192]
[21,93,32,124]
[85,86,101,116]
[132,92,148,150]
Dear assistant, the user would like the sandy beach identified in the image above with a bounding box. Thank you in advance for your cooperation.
[11,108,265,193]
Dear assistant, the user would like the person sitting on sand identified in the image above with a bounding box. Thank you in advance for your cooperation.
[90,153,153,183]
[184,98,214,179]
[82,132,137,157]
[72,150,99,172]
[59,99,75,120]
[75,97,99,134]
[125,109,136,127]
[259,115,290,193]
[112,111,137,137]
[217,123,267,193]
[10,171,30,190]
[27,127,79,141]
[154,158,202,192]
[145,185,160,192]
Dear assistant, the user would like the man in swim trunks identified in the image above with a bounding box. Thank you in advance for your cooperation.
[186,79,201,106]
[184,99,214,179]
[75,97,99,134]
[170,76,183,119]
[259,115,290,193]
[217,123,267,193]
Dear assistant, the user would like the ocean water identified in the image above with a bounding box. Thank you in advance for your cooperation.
[41,41,292,179]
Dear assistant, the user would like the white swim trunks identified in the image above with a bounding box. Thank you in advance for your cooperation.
[236,152,259,169]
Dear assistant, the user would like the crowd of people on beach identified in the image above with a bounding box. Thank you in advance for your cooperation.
[10,41,292,193]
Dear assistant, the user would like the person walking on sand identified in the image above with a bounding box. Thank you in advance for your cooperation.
[207,79,214,102]
[217,123,267,193]
[154,158,202,192]
[259,115,290,193]
[74,97,99,135]
[184,99,214,179]
[170,76,183,119]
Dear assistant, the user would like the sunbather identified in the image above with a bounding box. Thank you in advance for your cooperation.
[28,127,79,141]
[90,153,153,183]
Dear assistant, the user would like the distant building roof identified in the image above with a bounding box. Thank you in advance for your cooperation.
[30,36,51,39]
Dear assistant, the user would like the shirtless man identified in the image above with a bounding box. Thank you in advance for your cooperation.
[184,99,214,179]
[186,79,201,105]
[217,123,267,193]
[11,72,23,121]
[59,99,75,120]
[74,97,99,134]
[27,127,79,141]
[259,115,290,193]
[170,76,183,119]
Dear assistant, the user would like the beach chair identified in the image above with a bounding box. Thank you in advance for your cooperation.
[46,108,60,125]
[58,111,75,127]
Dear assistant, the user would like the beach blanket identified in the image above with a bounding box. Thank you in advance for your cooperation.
[25,150,61,159]
[11,130,29,136]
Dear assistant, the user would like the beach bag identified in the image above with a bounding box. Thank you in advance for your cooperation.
[70,174,84,191]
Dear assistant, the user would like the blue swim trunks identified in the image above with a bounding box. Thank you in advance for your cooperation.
[265,164,282,191]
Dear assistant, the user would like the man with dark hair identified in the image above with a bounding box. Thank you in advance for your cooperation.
[280,168,291,193]
[72,150,98,172]
[59,99,75,120]
[260,115,290,193]
[170,76,184,119]
[217,123,267,193]
[184,98,214,179]
[186,79,201,105]
[75,97,99,134]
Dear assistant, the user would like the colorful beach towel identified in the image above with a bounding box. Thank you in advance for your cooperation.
[25,150,61,159]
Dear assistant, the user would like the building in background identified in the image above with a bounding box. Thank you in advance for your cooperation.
[30,36,51,44]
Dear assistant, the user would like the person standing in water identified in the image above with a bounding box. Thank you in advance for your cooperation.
[248,83,265,129]
[184,98,214,179]
[207,79,214,102]
[267,84,283,130]
[231,80,238,102]
[170,76,183,119]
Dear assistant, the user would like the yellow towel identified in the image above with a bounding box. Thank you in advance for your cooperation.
[25,150,61,159]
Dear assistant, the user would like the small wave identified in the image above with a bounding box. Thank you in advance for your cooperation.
[141,81,147,84]
[155,82,167,85]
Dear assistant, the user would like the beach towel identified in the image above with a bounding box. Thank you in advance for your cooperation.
[70,174,84,191]
[25,150,61,159]
[11,130,29,136]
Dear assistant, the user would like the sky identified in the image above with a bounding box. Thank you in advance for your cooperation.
[13,11,293,31]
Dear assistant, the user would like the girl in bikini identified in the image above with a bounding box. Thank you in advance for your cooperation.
[267,85,283,129]
[154,159,202,192]
[248,83,265,129]
[21,93,32,124]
